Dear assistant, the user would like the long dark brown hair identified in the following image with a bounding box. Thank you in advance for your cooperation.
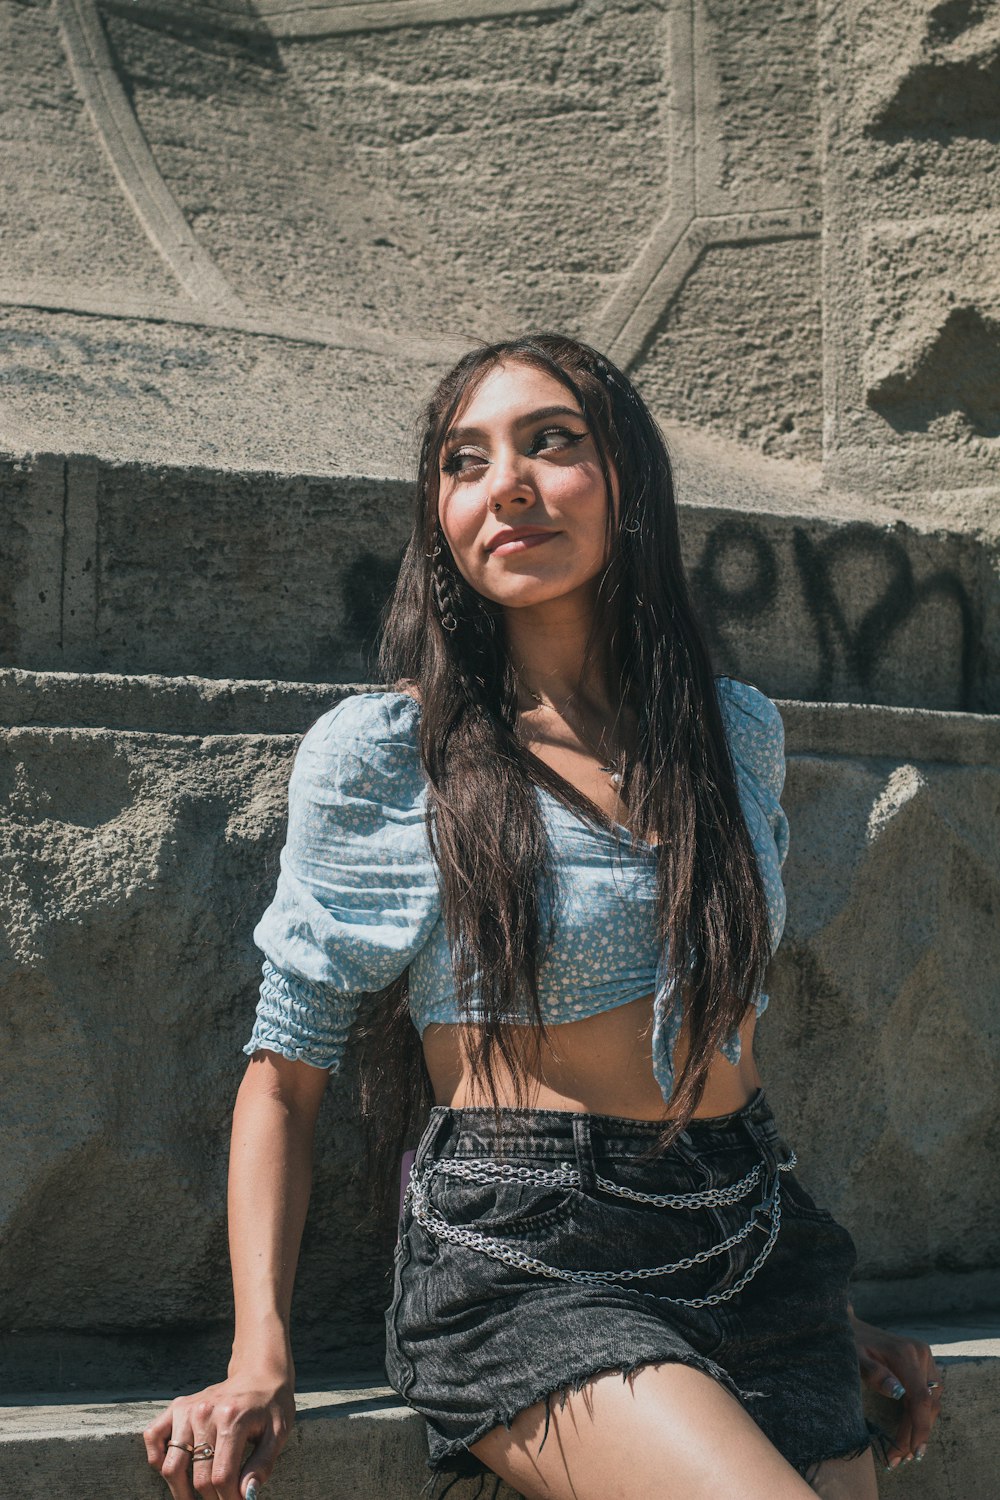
[356,331,772,1219]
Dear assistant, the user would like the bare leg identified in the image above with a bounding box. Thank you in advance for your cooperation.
[469,1362,829,1500]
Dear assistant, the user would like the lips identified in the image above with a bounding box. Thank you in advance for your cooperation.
[487,529,559,556]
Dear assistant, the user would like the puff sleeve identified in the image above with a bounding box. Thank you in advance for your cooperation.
[243,692,441,1072]
[716,675,790,952]
[650,676,791,1100]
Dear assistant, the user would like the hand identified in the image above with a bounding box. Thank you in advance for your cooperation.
[143,1366,294,1500]
[849,1309,945,1469]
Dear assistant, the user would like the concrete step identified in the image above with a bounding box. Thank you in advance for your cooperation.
[2,1321,997,1498]
[3,666,1000,753]
[1,453,996,710]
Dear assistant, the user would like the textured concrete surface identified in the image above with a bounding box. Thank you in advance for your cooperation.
[0,722,389,1392]
[1,1322,997,1498]
[1,0,997,543]
[0,688,997,1391]
[4,668,1000,756]
[819,0,1000,496]
[1,0,997,1444]
[2,456,997,708]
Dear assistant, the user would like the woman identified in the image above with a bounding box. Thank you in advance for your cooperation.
[145,333,943,1500]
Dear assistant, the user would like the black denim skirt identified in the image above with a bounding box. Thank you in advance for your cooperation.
[385,1089,880,1495]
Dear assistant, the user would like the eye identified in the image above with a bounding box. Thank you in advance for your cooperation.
[441,426,586,478]
[440,447,486,477]
[531,425,586,453]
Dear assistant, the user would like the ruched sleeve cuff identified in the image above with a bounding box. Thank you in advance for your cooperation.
[242,959,357,1072]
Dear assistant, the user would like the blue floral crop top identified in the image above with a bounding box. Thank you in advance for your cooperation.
[244,677,790,1106]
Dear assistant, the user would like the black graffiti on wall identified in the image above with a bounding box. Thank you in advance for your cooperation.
[692,517,981,709]
[337,550,403,675]
[342,520,983,708]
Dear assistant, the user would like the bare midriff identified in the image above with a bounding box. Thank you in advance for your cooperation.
[421,991,762,1122]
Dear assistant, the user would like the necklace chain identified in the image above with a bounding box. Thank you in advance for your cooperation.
[516,672,622,786]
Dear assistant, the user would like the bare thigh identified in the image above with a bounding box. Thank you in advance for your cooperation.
[470,1361,841,1500]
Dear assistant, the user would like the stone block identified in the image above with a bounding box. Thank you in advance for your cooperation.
[2,462,997,710]
[1,1320,997,1498]
[864,215,1000,440]
[819,0,1000,492]
[0,681,997,1390]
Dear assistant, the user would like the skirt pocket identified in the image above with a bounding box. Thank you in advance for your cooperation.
[779,1168,839,1224]
[428,1158,581,1236]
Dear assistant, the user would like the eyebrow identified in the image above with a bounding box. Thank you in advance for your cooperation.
[443,405,587,446]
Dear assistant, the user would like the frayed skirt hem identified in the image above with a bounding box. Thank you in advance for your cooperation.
[417,1350,754,1499]
[790,1418,892,1487]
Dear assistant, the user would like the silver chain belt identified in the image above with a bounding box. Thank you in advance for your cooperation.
[406,1147,797,1310]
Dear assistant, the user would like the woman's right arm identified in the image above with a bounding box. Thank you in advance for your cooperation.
[144,1050,330,1500]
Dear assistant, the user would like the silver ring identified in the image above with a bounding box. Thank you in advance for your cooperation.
[192,1443,215,1462]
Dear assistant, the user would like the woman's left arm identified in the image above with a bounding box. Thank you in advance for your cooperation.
[848,1304,945,1468]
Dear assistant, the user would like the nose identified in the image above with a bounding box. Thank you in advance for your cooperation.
[487,448,535,511]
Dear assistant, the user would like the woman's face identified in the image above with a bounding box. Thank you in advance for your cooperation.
[436,360,619,613]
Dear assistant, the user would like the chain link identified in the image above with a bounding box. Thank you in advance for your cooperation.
[406,1148,797,1309]
[429,1154,776,1210]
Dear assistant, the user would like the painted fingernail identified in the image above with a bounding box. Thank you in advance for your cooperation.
[915,1446,926,1462]
[246,1480,260,1500]
[888,1379,906,1399]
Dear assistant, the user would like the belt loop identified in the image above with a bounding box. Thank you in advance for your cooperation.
[572,1114,597,1193]
[413,1107,452,1174]
[742,1115,779,1197]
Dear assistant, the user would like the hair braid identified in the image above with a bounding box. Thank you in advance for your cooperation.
[430,527,461,633]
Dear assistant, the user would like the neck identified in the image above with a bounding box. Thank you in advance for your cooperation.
[502,585,612,708]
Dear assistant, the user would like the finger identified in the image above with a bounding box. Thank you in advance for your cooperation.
[926,1371,945,1425]
[192,1450,222,1500]
[926,1358,946,1397]
[144,1404,177,1472]
[911,1356,945,1458]
[898,1341,944,1459]
[208,1405,260,1500]
[160,1410,200,1500]
[885,1413,914,1470]
[239,1419,290,1495]
[242,1473,262,1500]
[191,1402,222,1500]
[857,1353,907,1402]
[905,1378,940,1456]
[192,1448,224,1500]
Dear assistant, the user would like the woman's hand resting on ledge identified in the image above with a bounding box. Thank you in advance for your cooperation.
[144,1358,294,1500]
[849,1307,945,1471]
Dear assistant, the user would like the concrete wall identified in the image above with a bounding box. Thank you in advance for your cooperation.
[1,0,997,528]
[1,0,998,1409]
[2,457,996,709]
[1,680,997,1391]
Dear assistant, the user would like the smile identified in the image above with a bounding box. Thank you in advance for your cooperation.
[488,531,559,556]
